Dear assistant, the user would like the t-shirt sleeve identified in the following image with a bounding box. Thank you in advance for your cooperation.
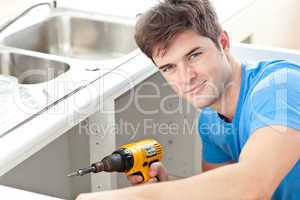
[249,68,300,134]
[198,113,232,164]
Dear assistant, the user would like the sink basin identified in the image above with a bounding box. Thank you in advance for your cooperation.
[0,9,139,136]
[0,52,70,84]
[2,15,137,60]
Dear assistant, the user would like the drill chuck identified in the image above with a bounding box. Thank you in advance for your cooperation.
[92,150,133,173]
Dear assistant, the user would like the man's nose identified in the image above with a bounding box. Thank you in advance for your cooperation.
[178,64,197,84]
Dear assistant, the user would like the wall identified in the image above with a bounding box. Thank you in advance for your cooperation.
[0,0,40,21]
[222,0,300,50]
[251,0,300,50]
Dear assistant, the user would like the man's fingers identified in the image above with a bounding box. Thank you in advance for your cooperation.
[145,177,159,184]
[149,162,168,181]
[127,162,167,185]
[127,175,143,185]
[149,162,161,177]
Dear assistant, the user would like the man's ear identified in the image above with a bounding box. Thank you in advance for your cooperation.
[219,31,230,51]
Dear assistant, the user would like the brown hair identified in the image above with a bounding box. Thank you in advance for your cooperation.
[134,0,222,59]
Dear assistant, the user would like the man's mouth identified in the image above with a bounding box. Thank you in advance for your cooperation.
[186,80,207,94]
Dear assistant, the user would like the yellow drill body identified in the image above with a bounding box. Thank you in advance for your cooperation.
[121,139,163,182]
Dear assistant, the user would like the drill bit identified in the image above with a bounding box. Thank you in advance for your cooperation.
[67,166,96,177]
[67,171,80,177]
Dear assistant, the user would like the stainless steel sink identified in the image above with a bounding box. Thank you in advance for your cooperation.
[0,8,140,136]
[0,52,69,84]
[2,14,137,60]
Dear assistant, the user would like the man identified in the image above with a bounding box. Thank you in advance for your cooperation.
[77,0,300,199]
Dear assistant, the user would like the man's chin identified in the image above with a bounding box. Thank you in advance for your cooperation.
[190,96,218,109]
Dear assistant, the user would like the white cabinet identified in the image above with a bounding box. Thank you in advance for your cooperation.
[0,185,63,200]
[0,124,91,199]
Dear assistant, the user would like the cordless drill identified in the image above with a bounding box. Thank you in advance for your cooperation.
[67,139,163,183]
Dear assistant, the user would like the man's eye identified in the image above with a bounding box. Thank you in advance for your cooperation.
[162,65,174,72]
[189,52,202,60]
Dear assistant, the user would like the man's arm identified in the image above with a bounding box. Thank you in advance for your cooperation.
[77,125,300,200]
[238,125,300,195]
[202,160,234,172]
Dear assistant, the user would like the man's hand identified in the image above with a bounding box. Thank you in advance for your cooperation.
[76,162,168,200]
[127,162,168,185]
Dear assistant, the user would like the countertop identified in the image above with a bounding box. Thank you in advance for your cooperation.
[0,185,63,200]
[0,0,256,176]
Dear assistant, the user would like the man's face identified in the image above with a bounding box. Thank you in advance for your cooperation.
[152,30,233,109]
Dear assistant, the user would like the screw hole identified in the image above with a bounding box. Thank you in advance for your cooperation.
[85,67,101,71]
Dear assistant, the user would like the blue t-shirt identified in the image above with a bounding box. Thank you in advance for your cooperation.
[198,60,300,200]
